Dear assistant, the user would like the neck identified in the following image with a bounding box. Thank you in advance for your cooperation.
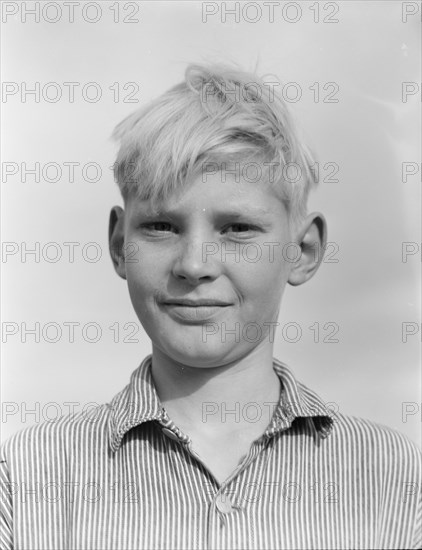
[150,343,281,433]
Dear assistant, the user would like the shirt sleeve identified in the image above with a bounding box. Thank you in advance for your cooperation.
[0,456,13,550]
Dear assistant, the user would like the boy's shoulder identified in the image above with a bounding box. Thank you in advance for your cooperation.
[327,410,421,474]
[334,409,420,441]
[0,402,112,462]
[0,358,152,464]
[278,360,421,479]
[275,359,421,465]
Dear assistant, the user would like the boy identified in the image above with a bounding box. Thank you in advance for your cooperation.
[1,64,420,549]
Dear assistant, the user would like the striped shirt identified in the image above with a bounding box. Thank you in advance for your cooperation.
[0,355,421,549]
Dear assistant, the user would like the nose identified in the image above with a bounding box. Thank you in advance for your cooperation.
[172,235,220,284]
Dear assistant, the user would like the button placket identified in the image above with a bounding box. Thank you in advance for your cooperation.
[215,492,234,515]
[206,482,243,549]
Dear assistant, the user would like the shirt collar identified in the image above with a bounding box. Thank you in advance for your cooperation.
[266,358,334,439]
[108,355,164,452]
[108,355,334,452]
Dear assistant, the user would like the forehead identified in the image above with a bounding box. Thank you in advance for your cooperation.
[126,170,286,216]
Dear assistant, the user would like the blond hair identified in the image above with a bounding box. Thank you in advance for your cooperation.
[112,63,317,224]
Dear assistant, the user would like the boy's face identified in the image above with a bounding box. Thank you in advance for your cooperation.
[113,170,297,368]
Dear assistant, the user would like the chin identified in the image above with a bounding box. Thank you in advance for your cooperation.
[159,338,241,369]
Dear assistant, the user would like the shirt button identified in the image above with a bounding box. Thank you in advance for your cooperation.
[162,428,179,441]
[215,493,234,514]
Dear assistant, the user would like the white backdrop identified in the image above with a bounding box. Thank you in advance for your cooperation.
[1,1,421,444]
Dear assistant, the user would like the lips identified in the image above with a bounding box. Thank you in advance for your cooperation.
[160,298,232,323]
[163,298,232,307]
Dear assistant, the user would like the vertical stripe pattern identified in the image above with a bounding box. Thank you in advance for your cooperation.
[1,355,421,549]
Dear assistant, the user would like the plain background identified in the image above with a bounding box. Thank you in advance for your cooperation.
[1,1,421,444]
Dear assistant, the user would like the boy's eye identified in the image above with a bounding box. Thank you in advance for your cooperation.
[138,221,260,236]
[151,222,172,231]
[141,222,175,233]
[224,223,256,234]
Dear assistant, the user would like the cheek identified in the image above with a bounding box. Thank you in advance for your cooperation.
[125,262,156,313]
[235,254,289,310]
[241,247,289,284]
[125,241,166,291]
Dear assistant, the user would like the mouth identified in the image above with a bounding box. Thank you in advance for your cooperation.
[160,298,233,323]
[163,298,231,307]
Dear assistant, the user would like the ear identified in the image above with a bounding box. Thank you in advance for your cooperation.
[288,212,327,286]
[108,206,127,280]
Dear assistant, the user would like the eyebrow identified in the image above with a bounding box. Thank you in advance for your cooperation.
[210,209,275,228]
[134,205,273,219]
[214,207,271,218]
